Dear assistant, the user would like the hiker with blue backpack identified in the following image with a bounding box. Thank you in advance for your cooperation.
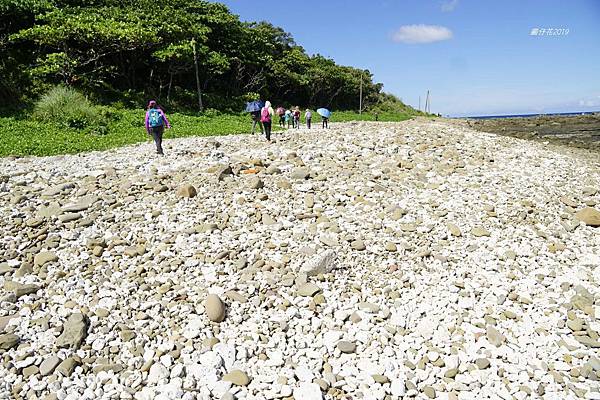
[260,101,274,141]
[145,100,171,155]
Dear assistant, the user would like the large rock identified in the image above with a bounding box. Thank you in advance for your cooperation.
[216,165,233,181]
[575,207,600,227]
[42,182,75,196]
[40,355,61,376]
[248,177,264,190]
[15,263,33,277]
[0,263,14,275]
[12,282,40,298]
[290,167,311,180]
[575,336,600,348]
[177,184,197,198]
[300,250,337,276]
[56,313,89,349]
[38,202,62,218]
[0,315,16,333]
[447,222,462,237]
[0,333,19,350]
[34,251,58,267]
[486,326,505,347]
[58,212,82,223]
[297,283,321,297]
[148,362,169,384]
[222,369,250,386]
[476,358,490,369]
[205,294,226,322]
[351,240,366,251]
[337,341,356,354]
[471,227,491,237]
[266,164,281,174]
[62,195,98,212]
[560,196,578,207]
[55,357,78,376]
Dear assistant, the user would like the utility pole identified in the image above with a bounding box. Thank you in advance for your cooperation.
[419,96,421,112]
[429,92,431,113]
[425,90,430,114]
[359,71,363,115]
[191,38,203,112]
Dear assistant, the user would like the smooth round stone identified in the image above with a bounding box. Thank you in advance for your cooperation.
[351,240,366,251]
[337,341,356,354]
[177,184,197,198]
[476,358,491,370]
[423,386,436,399]
[222,369,250,386]
[205,294,226,322]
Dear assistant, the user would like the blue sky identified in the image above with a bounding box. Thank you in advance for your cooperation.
[217,0,600,116]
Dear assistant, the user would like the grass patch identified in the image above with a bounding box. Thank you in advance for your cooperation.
[0,109,416,157]
[33,86,106,132]
[0,110,259,157]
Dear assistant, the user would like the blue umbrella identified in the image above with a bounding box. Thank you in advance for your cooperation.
[245,100,264,113]
[316,108,331,118]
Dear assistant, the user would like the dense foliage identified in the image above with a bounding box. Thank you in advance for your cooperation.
[1,0,415,113]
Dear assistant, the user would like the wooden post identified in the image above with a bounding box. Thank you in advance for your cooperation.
[191,39,203,112]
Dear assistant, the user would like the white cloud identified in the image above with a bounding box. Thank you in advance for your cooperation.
[579,99,600,107]
[392,24,453,44]
[441,0,459,12]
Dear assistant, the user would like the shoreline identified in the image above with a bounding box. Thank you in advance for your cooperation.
[449,113,600,152]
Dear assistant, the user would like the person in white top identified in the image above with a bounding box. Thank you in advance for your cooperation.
[304,109,312,129]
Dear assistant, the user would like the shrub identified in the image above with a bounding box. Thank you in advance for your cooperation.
[33,86,106,132]
[201,108,221,118]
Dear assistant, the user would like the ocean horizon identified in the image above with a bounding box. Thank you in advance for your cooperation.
[453,111,600,119]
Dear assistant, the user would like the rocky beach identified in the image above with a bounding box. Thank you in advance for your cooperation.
[1,118,599,400]
[461,113,600,152]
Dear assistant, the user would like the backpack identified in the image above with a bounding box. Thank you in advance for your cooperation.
[148,108,163,128]
[260,107,271,123]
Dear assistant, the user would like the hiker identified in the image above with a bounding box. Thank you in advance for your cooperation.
[145,100,171,155]
[293,107,301,129]
[250,109,263,135]
[277,107,286,128]
[305,109,312,129]
[374,112,379,121]
[260,100,274,141]
[322,115,329,129]
[285,109,292,129]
